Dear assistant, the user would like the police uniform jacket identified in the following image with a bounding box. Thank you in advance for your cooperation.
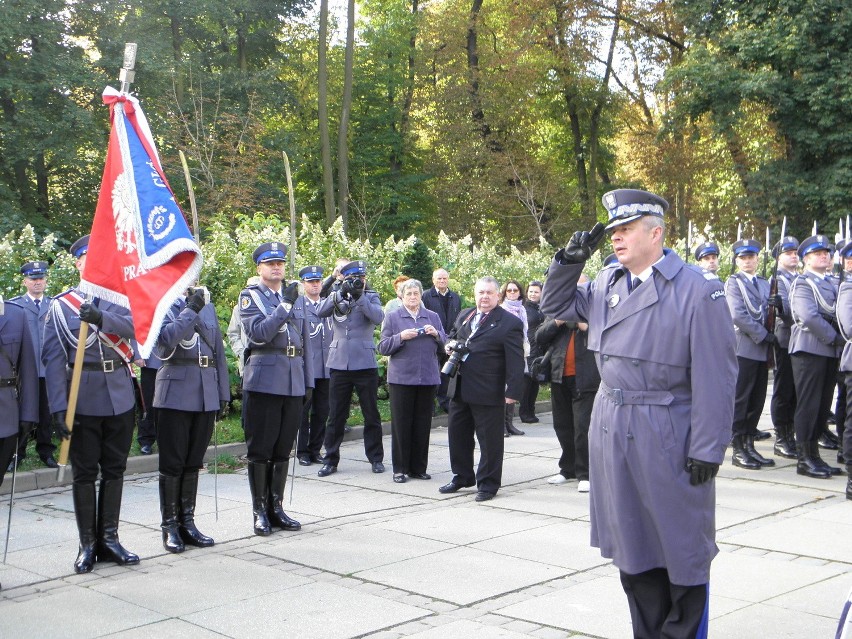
[42,291,136,417]
[0,301,39,438]
[788,270,841,358]
[154,300,229,412]
[240,283,314,396]
[378,305,446,386]
[317,289,384,371]
[422,287,461,333]
[445,305,525,405]
[837,281,852,373]
[9,293,51,377]
[540,249,736,586]
[302,294,332,380]
[725,272,771,361]
[771,270,797,349]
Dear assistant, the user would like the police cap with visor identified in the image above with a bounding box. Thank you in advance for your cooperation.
[20,261,49,278]
[341,260,367,277]
[70,235,90,258]
[771,236,799,259]
[252,242,287,264]
[602,189,669,231]
[797,235,833,259]
[732,239,762,256]
[299,265,324,281]
[694,242,720,261]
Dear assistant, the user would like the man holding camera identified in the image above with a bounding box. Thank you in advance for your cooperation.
[438,276,525,502]
[316,260,385,476]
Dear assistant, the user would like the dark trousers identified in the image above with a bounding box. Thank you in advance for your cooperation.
[619,568,709,639]
[16,378,55,462]
[0,434,16,487]
[550,377,593,481]
[243,391,302,463]
[436,373,451,412]
[834,373,846,443]
[791,353,837,444]
[518,375,540,420]
[156,408,215,477]
[70,410,136,483]
[323,369,384,466]
[843,373,852,463]
[770,345,797,427]
[732,357,768,437]
[137,367,158,446]
[297,377,330,459]
[389,383,436,474]
[447,392,504,494]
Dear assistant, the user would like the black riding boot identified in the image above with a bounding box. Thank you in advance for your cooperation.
[731,435,760,469]
[796,442,831,479]
[267,461,301,531]
[72,481,97,574]
[745,434,775,466]
[504,403,524,436]
[248,461,272,536]
[159,474,185,553]
[97,478,140,565]
[179,471,214,547]
[773,423,797,459]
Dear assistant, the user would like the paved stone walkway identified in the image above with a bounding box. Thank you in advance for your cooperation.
[1,406,850,638]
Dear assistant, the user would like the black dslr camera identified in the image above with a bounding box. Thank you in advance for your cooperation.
[339,276,365,300]
[441,339,470,378]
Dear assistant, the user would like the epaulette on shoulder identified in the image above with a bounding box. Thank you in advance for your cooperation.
[684,263,719,281]
[54,289,74,299]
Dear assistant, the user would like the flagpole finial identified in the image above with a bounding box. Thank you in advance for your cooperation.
[119,43,137,94]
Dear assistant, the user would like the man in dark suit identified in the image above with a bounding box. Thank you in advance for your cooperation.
[438,276,525,501]
[422,268,462,413]
[9,261,56,469]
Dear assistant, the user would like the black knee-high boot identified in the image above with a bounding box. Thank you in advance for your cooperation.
[179,471,214,547]
[97,478,140,565]
[72,481,97,573]
[248,461,272,536]
[159,474,185,553]
[267,461,301,531]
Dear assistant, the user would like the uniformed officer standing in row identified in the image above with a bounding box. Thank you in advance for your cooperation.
[9,261,56,469]
[42,235,140,573]
[769,236,800,458]
[834,241,852,499]
[153,285,229,553]
[317,260,386,476]
[694,242,720,275]
[726,239,775,470]
[296,266,332,466]
[239,242,313,535]
[541,189,737,639]
[789,235,843,478]
[0,295,39,591]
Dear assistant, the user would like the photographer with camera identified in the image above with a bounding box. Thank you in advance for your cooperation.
[378,279,445,483]
[316,260,386,476]
[438,276,525,502]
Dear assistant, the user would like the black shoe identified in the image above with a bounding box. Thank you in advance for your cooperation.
[754,430,772,441]
[139,444,153,455]
[438,479,474,494]
[310,454,324,464]
[520,416,540,424]
[371,461,385,474]
[796,442,831,479]
[317,464,337,477]
[745,435,775,467]
[6,458,23,473]
[393,474,407,483]
[818,432,839,450]
[731,435,761,470]
[344,424,352,433]
[42,456,59,469]
[408,473,431,480]
[298,457,312,466]
[474,491,495,502]
[506,424,525,436]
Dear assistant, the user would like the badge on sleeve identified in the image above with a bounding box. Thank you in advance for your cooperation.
[240,295,251,310]
[710,290,725,301]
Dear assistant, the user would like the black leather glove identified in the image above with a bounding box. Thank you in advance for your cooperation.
[218,401,228,420]
[52,411,71,440]
[303,387,313,406]
[768,294,783,310]
[282,281,300,304]
[351,279,365,300]
[762,333,777,346]
[339,279,354,299]
[19,421,35,440]
[78,302,103,328]
[186,289,206,313]
[686,458,719,486]
[560,223,607,264]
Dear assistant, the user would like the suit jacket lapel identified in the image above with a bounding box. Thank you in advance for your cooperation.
[471,309,500,340]
[604,272,660,330]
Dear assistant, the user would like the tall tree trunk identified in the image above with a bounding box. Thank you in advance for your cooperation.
[169,10,184,104]
[337,0,355,232]
[466,0,502,153]
[318,0,335,225]
[566,97,589,213]
[35,150,49,216]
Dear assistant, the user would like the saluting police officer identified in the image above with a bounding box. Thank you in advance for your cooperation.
[42,235,140,573]
[726,239,775,470]
[153,285,229,553]
[9,260,56,469]
[768,236,800,458]
[239,242,313,536]
[694,242,720,275]
[541,189,737,639]
[835,240,852,499]
[316,260,386,476]
[789,235,843,478]
[296,266,333,466]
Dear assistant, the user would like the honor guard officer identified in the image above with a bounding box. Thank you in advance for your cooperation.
[834,241,852,499]
[769,236,800,458]
[9,260,57,469]
[296,266,332,466]
[42,235,140,573]
[726,239,775,470]
[541,189,736,639]
[153,285,229,553]
[239,242,313,536]
[694,242,721,275]
[316,259,386,476]
[789,234,843,478]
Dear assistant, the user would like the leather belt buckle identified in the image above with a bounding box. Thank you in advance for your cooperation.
[199,355,210,368]
[286,346,297,357]
[102,360,115,373]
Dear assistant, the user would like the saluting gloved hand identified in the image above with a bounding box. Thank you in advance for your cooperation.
[768,294,783,310]
[218,401,228,420]
[281,281,300,305]
[19,421,35,440]
[762,333,777,346]
[78,302,103,328]
[186,289,206,313]
[560,223,607,264]
[303,388,313,406]
[686,458,719,486]
[52,411,71,440]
